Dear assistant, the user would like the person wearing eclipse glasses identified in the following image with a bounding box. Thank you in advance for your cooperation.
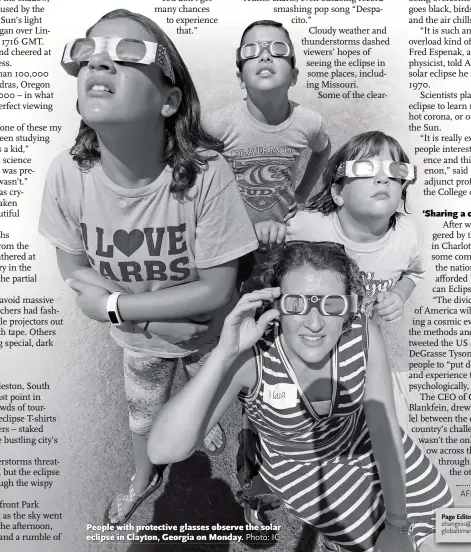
[256,131,425,431]
[204,20,331,287]
[38,9,259,525]
[146,241,452,552]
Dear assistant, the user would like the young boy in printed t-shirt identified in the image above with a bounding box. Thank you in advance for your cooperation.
[204,19,331,283]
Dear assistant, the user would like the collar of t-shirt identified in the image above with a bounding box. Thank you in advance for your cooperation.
[95,162,172,198]
[240,99,296,133]
[332,212,394,254]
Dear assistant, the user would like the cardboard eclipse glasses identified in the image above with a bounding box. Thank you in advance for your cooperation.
[278,294,359,316]
[61,37,175,84]
[335,160,417,184]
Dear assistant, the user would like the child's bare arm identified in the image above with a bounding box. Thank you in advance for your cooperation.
[296,137,331,203]
[374,278,415,323]
[60,249,211,342]
[56,249,125,294]
[56,248,95,281]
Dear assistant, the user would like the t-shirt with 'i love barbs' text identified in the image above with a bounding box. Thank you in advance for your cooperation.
[39,150,258,356]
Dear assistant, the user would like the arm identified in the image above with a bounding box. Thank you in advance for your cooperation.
[392,276,416,302]
[56,249,125,292]
[67,260,238,323]
[375,224,426,321]
[374,277,415,322]
[146,287,281,464]
[364,322,406,519]
[117,260,237,321]
[363,323,415,552]
[59,250,211,341]
[56,248,94,282]
[295,137,331,203]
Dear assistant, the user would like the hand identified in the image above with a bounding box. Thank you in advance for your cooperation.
[286,210,314,241]
[374,290,405,322]
[66,278,110,322]
[374,525,416,552]
[218,288,281,358]
[254,221,287,246]
[145,315,212,345]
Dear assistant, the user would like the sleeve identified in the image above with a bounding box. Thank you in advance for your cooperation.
[309,116,330,153]
[402,222,426,286]
[38,153,85,255]
[194,155,258,269]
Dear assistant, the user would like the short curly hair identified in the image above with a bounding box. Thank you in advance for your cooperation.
[244,241,363,330]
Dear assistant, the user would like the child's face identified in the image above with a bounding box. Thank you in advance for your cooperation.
[238,26,297,94]
[77,18,176,130]
[332,144,404,221]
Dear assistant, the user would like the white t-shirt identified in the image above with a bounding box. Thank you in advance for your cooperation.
[204,100,329,225]
[287,210,426,317]
[39,150,258,356]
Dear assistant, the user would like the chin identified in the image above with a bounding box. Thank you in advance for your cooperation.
[298,350,330,365]
[293,338,333,365]
[363,207,395,220]
[250,80,286,92]
[81,109,127,129]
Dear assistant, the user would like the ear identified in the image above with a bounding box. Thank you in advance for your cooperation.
[290,67,299,87]
[236,69,245,90]
[161,86,182,118]
[331,184,344,207]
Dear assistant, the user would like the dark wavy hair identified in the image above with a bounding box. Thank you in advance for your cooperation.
[70,9,224,192]
[237,20,296,70]
[244,241,363,330]
[305,131,412,229]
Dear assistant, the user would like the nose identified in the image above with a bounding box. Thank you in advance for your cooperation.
[87,51,117,73]
[259,47,273,62]
[374,169,390,185]
[303,308,325,333]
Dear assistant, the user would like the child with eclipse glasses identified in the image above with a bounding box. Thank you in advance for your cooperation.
[39,9,258,525]
[258,131,425,430]
[204,20,331,286]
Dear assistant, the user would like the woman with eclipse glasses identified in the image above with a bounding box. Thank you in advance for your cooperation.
[147,241,452,552]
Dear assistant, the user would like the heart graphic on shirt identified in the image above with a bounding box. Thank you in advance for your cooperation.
[113,229,144,257]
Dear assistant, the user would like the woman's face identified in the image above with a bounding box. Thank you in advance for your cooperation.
[279,266,347,366]
[333,143,404,221]
[77,18,170,130]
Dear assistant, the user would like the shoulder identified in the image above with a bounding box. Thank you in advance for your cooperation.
[292,103,322,122]
[191,151,236,200]
[292,103,329,150]
[46,149,80,178]
[393,216,421,243]
[338,315,368,353]
[291,103,322,129]
[198,150,234,178]
[288,210,334,239]
[204,102,241,130]
[45,150,89,196]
